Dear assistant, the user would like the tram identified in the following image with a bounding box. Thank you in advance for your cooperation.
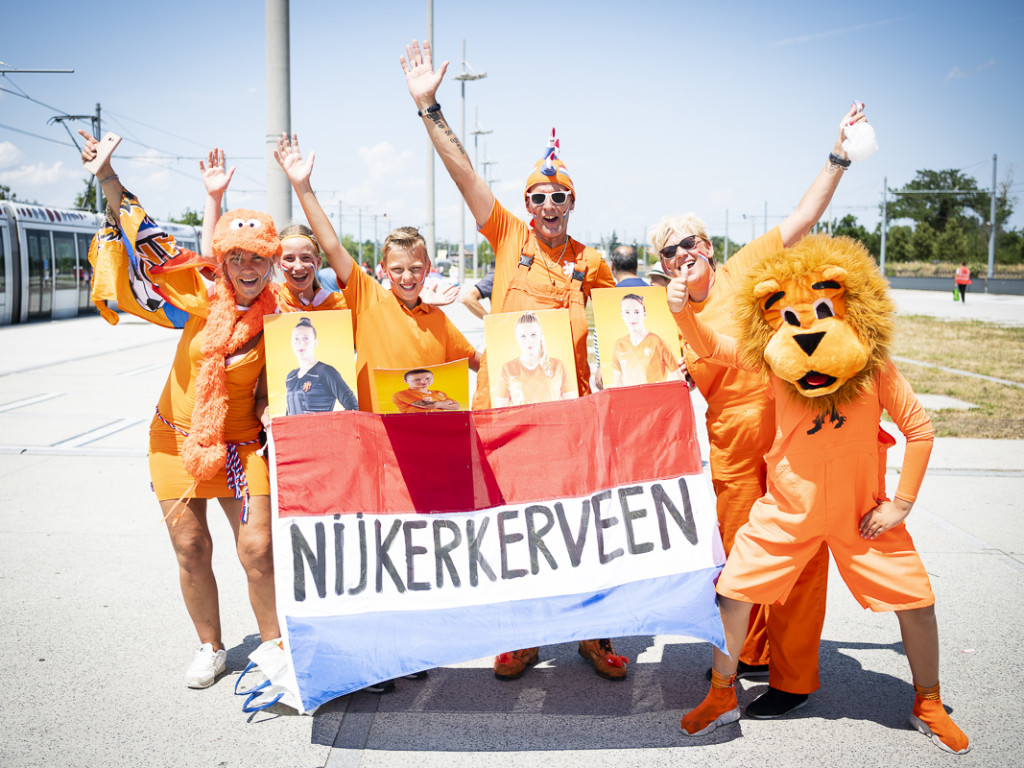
[0,201,200,325]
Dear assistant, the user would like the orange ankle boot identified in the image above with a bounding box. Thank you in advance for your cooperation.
[909,684,970,754]
[680,671,740,736]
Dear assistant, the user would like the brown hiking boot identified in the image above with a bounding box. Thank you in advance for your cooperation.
[578,639,628,680]
[493,647,539,680]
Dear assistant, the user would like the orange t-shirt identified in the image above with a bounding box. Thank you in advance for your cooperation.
[278,284,348,312]
[612,332,679,386]
[494,357,575,406]
[392,388,452,413]
[478,199,614,315]
[342,267,476,411]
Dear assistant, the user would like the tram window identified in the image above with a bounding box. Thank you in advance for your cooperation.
[26,229,52,318]
[76,233,94,311]
[54,232,77,290]
[0,227,6,295]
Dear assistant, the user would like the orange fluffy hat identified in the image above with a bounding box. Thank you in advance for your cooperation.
[212,209,282,261]
[524,128,575,200]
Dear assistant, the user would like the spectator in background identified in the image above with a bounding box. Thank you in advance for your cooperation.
[645,264,671,288]
[461,270,495,319]
[610,245,648,287]
[954,262,971,303]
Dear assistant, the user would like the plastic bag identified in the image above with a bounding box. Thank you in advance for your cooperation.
[234,638,304,713]
[953,287,959,302]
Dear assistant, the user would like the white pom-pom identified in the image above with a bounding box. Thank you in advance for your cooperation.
[842,121,878,163]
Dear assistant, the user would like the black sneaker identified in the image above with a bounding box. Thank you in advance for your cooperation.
[362,679,396,694]
[703,660,771,681]
[403,671,429,680]
[745,687,809,719]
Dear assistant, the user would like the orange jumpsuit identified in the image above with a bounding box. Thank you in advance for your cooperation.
[145,270,271,500]
[343,266,476,412]
[474,200,615,409]
[682,228,828,693]
[677,308,935,612]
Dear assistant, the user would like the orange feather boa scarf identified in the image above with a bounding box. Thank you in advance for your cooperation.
[181,276,278,481]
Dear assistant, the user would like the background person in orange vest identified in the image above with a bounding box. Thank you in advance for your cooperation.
[402,39,626,683]
[954,262,972,302]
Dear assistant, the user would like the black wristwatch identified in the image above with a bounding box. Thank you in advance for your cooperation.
[828,152,851,169]
[417,103,442,117]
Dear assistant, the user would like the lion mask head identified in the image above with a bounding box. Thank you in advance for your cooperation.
[737,234,894,412]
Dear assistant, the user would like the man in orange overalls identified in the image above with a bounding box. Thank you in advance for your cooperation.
[401,39,625,683]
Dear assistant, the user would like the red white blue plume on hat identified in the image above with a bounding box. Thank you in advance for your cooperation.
[541,128,560,177]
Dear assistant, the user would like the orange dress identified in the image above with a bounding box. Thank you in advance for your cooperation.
[144,266,272,500]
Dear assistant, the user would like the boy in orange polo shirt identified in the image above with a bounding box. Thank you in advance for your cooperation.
[274,134,479,411]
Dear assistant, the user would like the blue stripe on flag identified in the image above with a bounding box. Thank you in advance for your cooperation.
[285,566,724,711]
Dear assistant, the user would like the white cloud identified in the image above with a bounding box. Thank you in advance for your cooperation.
[946,66,968,82]
[771,17,908,47]
[0,160,75,187]
[357,142,414,181]
[0,141,27,170]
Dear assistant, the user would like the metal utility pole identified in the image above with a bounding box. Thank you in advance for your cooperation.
[266,0,292,227]
[453,40,487,283]
[470,107,492,278]
[724,210,729,262]
[425,0,435,260]
[988,154,997,280]
[880,177,888,274]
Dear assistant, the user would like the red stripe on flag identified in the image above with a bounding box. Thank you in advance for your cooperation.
[273,382,701,516]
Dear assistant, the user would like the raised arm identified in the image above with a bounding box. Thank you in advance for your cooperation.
[198,148,235,259]
[79,130,125,213]
[401,39,494,228]
[274,133,356,287]
[776,103,868,248]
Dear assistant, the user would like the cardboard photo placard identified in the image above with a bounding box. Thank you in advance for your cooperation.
[483,308,577,407]
[264,310,357,418]
[592,287,683,389]
[371,358,471,414]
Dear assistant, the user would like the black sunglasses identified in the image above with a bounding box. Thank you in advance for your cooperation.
[528,190,572,206]
[659,235,705,259]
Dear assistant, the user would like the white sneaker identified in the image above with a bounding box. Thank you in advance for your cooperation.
[186,643,227,689]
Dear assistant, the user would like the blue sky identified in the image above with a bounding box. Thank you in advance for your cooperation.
[2,1,1022,251]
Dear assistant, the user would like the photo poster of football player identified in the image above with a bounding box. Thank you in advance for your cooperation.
[591,286,684,389]
[371,358,470,414]
[483,308,577,408]
[265,310,358,418]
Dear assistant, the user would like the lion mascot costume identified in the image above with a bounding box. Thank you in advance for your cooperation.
[672,234,969,754]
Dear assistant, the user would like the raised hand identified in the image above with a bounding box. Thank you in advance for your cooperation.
[420,280,460,307]
[199,148,235,197]
[400,39,449,110]
[274,132,315,188]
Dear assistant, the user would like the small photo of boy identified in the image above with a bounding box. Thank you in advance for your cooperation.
[371,358,470,414]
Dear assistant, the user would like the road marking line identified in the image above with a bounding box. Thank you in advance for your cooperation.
[0,392,63,412]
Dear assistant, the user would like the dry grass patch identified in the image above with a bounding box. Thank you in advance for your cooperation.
[893,315,1024,438]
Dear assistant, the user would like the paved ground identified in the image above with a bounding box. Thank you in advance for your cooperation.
[1,290,1022,767]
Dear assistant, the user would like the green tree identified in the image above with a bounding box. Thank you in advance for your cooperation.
[477,239,494,268]
[74,177,96,211]
[0,183,17,201]
[936,217,971,264]
[709,236,745,262]
[884,225,914,263]
[171,208,202,226]
[887,169,984,233]
[911,221,938,262]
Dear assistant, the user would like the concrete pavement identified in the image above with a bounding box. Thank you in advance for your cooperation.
[1,290,1022,767]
